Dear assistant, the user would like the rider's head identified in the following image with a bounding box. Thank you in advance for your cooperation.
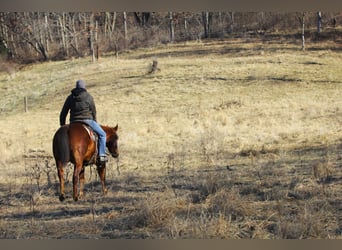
[76,80,86,90]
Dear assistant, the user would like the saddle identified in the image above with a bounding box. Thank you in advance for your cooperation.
[80,123,99,165]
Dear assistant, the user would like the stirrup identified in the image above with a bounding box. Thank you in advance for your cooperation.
[98,155,108,163]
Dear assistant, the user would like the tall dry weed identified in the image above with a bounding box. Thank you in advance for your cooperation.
[132,189,184,230]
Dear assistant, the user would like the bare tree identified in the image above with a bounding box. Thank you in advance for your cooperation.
[104,12,117,39]
[317,11,322,33]
[4,12,51,61]
[301,12,306,51]
[0,12,340,64]
[57,13,68,57]
[134,12,151,26]
[123,12,127,49]
[202,12,212,38]
[70,13,80,56]
[88,13,98,62]
[169,12,175,42]
[230,12,235,33]
[0,12,13,59]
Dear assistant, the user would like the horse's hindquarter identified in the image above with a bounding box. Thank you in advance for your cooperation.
[68,123,96,163]
[53,125,70,164]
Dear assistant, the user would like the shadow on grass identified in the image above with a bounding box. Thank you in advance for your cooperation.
[1,138,342,238]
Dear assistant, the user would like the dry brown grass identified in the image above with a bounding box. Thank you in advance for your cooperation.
[0,35,342,238]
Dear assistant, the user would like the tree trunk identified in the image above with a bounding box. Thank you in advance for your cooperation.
[301,12,305,51]
[202,12,211,38]
[169,12,175,43]
[70,13,79,56]
[58,13,68,56]
[184,15,188,36]
[0,13,14,58]
[104,12,117,38]
[230,12,234,33]
[111,12,117,35]
[95,20,99,60]
[37,41,48,60]
[218,12,224,36]
[123,12,127,49]
[317,11,322,33]
[104,12,109,37]
[89,13,96,63]
[44,13,49,53]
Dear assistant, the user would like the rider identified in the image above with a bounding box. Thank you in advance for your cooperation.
[59,79,108,163]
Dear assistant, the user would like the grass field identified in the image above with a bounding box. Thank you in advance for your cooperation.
[0,34,342,238]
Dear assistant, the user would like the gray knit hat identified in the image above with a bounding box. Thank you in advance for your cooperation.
[76,79,86,89]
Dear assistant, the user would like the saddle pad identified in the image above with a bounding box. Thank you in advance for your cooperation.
[81,123,98,165]
[82,124,96,141]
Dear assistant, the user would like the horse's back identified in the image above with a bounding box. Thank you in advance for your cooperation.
[68,122,92,142]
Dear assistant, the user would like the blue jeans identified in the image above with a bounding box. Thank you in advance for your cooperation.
[84,119,106,156]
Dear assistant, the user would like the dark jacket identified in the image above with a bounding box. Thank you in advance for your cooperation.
[60,88,97,126]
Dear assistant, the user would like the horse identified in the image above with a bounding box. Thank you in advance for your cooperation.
[52,122,119,201]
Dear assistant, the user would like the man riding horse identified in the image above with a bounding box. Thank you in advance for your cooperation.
[59,79,108,164]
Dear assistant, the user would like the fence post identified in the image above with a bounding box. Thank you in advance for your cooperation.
[24,96,28,112]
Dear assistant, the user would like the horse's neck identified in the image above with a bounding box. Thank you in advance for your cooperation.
[101,125,112,136]
[100,125,108,132]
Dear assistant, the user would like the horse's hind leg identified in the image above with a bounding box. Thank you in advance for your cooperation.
[73,163,83,201]
[97,164,108,195]
[79,167,85,199]
[57,161,65,202]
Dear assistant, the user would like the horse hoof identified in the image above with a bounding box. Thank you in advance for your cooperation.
[59,195,65,202]
[73,196,79,202]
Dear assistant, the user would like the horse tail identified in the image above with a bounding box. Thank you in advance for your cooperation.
[53,125,70,164]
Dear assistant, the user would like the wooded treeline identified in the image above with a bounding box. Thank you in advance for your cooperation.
[0,12,340,63]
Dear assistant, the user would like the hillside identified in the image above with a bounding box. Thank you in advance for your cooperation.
[0,37,342,238]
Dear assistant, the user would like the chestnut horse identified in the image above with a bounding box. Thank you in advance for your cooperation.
[52,122,119,201]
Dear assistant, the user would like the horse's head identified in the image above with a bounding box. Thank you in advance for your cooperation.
[105,124,119,158]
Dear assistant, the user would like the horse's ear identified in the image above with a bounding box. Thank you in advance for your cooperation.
[114,124,118,131]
